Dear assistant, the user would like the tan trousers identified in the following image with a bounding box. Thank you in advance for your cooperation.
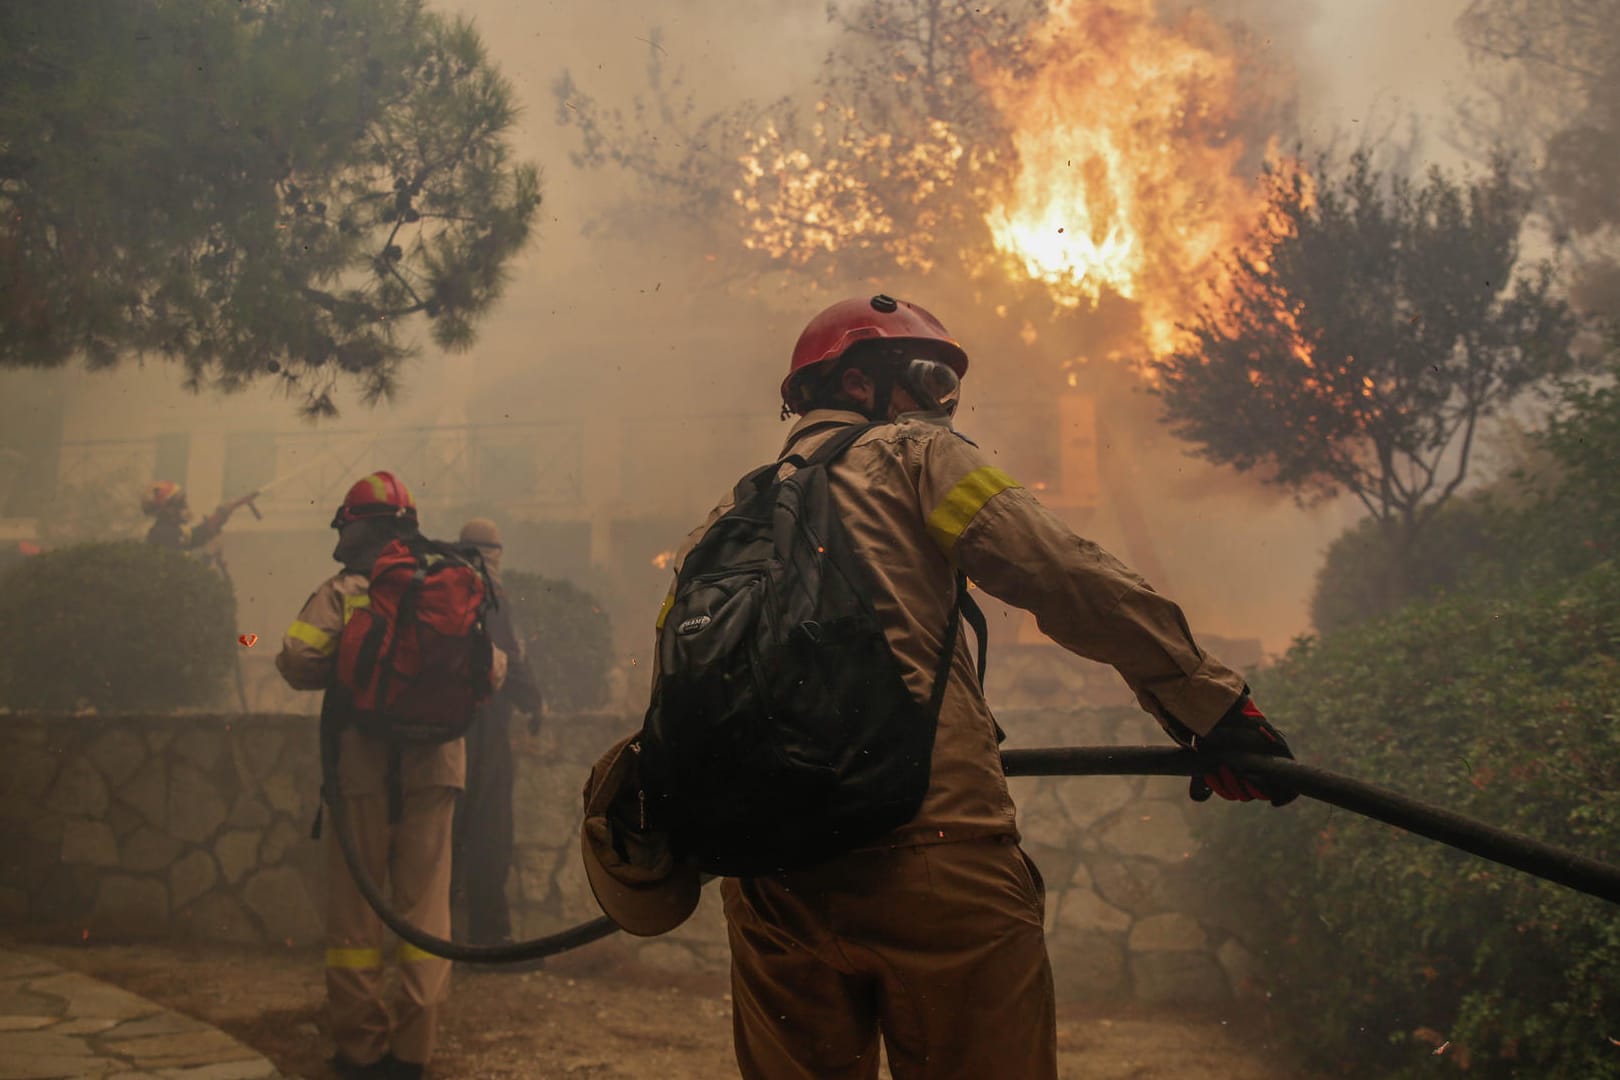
[722,837,1057,1080]
[325,787,457,1068]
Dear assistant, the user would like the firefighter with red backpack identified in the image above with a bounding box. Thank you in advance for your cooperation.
[276,471,507,1080]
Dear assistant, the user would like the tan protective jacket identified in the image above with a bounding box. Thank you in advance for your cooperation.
[656,409,1246,848]
[276,569,511,794]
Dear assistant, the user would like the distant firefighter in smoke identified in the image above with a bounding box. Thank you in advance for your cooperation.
[140,480,257,553]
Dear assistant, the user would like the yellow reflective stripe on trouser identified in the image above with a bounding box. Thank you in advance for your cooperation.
[341,593,370,625]
[287,620,336,655]
[326,947,383,969]
[655,590,675,630]
[926,467,1022,558]
[397,942,436,964]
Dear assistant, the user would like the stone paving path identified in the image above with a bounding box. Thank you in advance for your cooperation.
[0,947,286,1080]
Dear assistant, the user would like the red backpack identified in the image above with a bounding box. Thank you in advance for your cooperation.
[336,536,497,743]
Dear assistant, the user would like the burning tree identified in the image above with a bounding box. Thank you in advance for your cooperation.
[554,0,1035,282]
[1154,150,1581,605]
[0,0,540,417]
[554,0,1295,373]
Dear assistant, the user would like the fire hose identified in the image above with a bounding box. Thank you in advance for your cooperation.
[324,744,1620,968]
[220,449,349,523]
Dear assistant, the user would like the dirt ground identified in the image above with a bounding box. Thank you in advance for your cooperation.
[19,937,1322,1079]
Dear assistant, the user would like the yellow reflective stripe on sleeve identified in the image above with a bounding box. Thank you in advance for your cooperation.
[341,593,370,625]
[926,467,1022,557]
[396,942,436,965]
[286,620,336,655]
[325,947,382,969]
[655,590,675,630]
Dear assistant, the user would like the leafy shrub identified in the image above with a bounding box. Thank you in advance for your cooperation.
[34,463,149,547]
[500,570,615,712]
[0,541,237,711]
[1199,562,1620,1078]
[1493,358,1620,587]
[1309,496,1504,634]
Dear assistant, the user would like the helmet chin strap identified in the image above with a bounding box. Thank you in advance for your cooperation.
[867,364,898,421]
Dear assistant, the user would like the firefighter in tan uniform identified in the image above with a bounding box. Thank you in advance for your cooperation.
[276,470,503,1080]
[615,296,1300,1080]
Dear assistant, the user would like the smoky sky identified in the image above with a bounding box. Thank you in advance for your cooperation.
[28,0,1489,657]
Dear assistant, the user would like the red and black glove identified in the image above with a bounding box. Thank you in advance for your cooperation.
[1187,693,1298,807]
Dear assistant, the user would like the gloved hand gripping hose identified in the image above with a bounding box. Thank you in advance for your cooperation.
[324,743,1620,968]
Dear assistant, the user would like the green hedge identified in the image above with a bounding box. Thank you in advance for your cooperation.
[500,570,615,712]
[0,541,237,711]
[1309,498,1505,634]
[1198,562,1620,1077]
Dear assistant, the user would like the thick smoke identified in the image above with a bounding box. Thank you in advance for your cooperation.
[22,0,1495,668]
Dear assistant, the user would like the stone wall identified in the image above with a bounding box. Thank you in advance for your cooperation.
[0,709,1261,1006]
[0,715,325,948]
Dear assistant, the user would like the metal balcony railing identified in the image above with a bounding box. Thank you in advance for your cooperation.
[234,422,587,512]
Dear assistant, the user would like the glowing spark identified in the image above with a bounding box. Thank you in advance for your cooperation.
[651,551,676,570]
[237,633,259,648]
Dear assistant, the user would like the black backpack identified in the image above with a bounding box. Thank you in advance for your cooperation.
[638,421,985,877]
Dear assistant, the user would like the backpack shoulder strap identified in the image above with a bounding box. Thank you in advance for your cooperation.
[959,587,988,685]
[952,592,991,744]
[781,418,860,460]
[926,573,969,719]
[737,422,878,501]
[802,421,880,470]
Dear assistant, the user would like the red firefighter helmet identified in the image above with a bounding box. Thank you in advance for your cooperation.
[331,470,417,529]
[141,480,186,516]
[782,294,969,411]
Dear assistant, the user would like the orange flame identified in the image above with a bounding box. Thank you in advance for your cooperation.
[651,550,676,570]
[734,114,985,275]
[979,0,1282,358]
[728,0,1310,376]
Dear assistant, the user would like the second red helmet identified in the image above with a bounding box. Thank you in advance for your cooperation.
[331,470,417,529]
